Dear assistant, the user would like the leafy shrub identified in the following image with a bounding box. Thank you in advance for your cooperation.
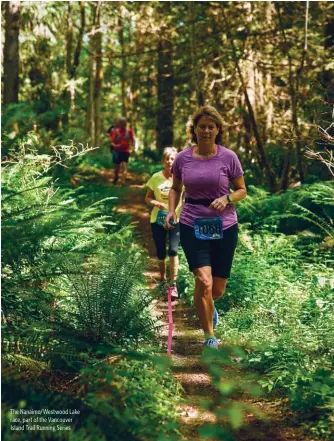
[237,182,334,239]
[2,353,182,441]
[81,357,182,441]
[212,228,334,438]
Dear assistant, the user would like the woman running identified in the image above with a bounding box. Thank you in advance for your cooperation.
[145,147,182,298]
[166,105,247,349]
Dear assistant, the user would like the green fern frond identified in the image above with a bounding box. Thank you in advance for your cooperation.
[287,203,333,237]
[2,354,49,375]
[88,196,119,208]
[1,183,52,202]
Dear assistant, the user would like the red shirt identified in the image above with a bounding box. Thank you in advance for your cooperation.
[110,127,134,153]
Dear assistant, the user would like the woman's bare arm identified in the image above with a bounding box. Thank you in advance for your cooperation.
[145,188,167,210]
[165,176,182,228]
[229,175,247,201]
[209,175,247,211]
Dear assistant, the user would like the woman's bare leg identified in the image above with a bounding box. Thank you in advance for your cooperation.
[114,163,120,183]
[120,161,128,183]
[212,277,227,300]
[158,259,167,282]
[193,266,214,338]
[169,256,179,283]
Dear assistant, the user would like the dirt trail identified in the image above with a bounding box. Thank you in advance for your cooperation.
[103,169,313,441]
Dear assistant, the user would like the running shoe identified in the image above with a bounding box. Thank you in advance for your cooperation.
[213,307,219,329]
[203,337,219,350]
[169,284,179,299]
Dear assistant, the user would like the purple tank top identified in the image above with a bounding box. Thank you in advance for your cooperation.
[172,145,244,230]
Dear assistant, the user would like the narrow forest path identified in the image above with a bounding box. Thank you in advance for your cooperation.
[101,168,314,441]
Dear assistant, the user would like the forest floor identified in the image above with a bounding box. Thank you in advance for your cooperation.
[100,168,315,441]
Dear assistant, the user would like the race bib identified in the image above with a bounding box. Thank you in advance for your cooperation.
[156,210,176,227]
[156,210,168,227]
[194,217,223,240]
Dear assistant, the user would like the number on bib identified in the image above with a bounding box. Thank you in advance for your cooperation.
[194,217,223,240]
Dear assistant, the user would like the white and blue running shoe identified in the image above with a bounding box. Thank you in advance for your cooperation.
[204,337,219,350]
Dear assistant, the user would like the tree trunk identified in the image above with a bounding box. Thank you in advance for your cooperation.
[292,95,304,184]
[88,1,103,145]
[242,108,252,161]
[3,1,20,104]
[66,2,73,76]
[263,2,275,137]
[156,3,174,151]
[280,143,293,191]
[71,1,85,79]
[62,2,73,127]
[118,3,127,117]
[265,73,274,133]
[294,1,309,184]
[93,6,102,147]
[88,51,94,139]
[189,2,204,106]
[63,2,85,127]
[156,37,174,151]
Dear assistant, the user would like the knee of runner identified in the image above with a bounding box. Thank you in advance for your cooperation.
[195,274,213,291]
[212,279,227,299]
[212,287,226,300]
[157,253,167,260]
[168,250,178,257]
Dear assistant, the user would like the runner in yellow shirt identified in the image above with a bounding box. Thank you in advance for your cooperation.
[145,147,182,298]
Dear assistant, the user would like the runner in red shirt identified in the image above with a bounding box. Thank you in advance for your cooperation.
[110,117,135,185]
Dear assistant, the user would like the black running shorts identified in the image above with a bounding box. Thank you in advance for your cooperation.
[179,222,238,278]
[112,151,130,164]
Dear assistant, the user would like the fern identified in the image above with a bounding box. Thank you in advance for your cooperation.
[56,252,159,346]
[2,354,49,376]
[278,203,334,237]
[237,181,334,239]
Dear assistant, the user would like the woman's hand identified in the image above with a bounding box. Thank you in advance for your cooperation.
[209,195,229,211]
[165,211,177,229]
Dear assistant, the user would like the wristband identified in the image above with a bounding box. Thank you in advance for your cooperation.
[227,194,233,203]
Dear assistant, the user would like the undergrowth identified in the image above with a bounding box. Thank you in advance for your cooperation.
[1,136,182,441]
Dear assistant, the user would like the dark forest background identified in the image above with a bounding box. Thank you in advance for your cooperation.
[2,1,333,190]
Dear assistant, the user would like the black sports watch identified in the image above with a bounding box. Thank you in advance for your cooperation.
[227,194,233,203]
